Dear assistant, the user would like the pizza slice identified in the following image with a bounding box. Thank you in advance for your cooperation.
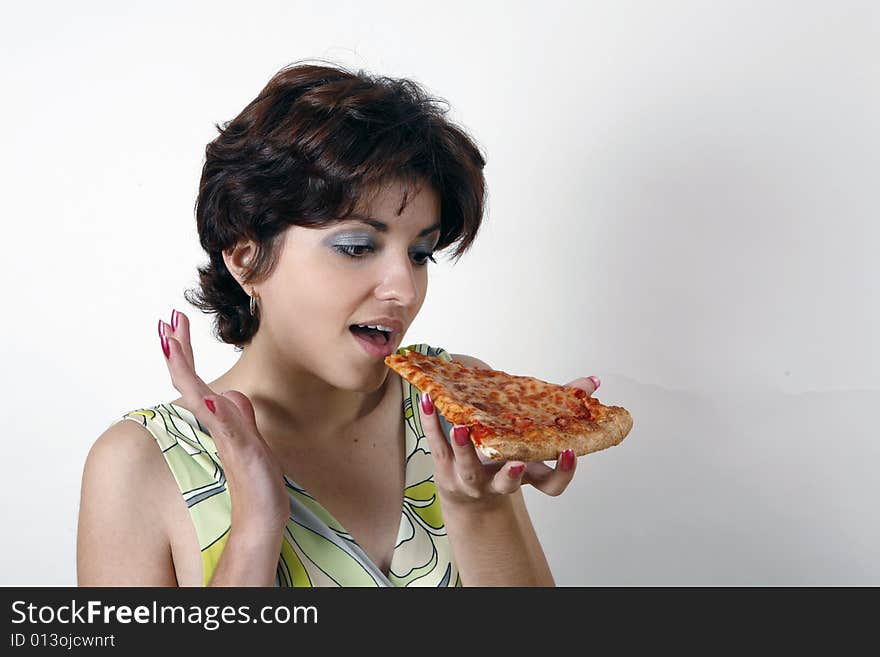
[384,348,634,462]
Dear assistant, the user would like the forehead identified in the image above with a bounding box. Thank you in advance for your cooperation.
[343,179,440,231]
[355,178,439,217]
[336,215,442,237]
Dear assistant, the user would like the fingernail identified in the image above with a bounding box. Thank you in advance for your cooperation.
[588,376,601,390]
[160,334,170,359]
[453,426,470,446]
[420,392,434,415]
[560,449,575,471]
[508,464,525,478]
[157,318,165,338]
[171,309,178,331]
[204,398,216,414]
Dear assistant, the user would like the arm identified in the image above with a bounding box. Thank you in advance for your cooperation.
[441,490,555,586]
[445,353,556,587]
[205,530,284,587]
[77,419,284,587]
[81,311,291,587]
[77,421,180,586]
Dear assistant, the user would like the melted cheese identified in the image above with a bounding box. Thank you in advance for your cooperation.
[386,351,595,442]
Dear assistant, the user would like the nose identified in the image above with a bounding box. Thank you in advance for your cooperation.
[374,249,422,306]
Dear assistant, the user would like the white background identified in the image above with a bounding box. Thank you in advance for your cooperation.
[1,0,877,585]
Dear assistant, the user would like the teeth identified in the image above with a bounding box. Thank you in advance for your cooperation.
[357,324,394,333]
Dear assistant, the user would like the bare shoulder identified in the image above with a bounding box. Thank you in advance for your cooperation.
[449,353,492,370]
[81,419,171,500]
[77,418,178,586]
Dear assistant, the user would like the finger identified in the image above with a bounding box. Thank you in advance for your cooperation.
[418,392,454,481]
[489,461,526,495]
[521,461,554,489]
[168,309,195,369]
[159,320,181,365]
[200,392,249,446]
[194,391,264,469]
[521,449,577,497]
[563,376,601,396]
[219,390,258,433]
[449,424,486,492]
[160,333,212,407]
[220,391,279,456]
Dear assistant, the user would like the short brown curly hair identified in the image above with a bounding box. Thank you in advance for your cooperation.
[183,59,488,350]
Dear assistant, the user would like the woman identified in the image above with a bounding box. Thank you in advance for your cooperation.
[77,60,597,587]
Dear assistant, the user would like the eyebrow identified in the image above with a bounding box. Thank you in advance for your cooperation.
[345,217,442,237]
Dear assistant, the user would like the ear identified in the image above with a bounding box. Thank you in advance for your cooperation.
[221,240,258,290]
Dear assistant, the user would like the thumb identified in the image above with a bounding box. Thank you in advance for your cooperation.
[218,390,259,432]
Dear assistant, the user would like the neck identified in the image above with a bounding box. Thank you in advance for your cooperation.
[207,331,390,446]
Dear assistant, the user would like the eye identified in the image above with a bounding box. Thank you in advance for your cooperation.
[412,252,437,266]
[334,244,437,266]
[334,244,373,258]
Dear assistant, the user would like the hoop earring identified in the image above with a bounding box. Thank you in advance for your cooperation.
[249,293,258,317]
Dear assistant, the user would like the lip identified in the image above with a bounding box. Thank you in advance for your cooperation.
[350,326,400,358]
[350,317,405,336]
[348,317,405,359]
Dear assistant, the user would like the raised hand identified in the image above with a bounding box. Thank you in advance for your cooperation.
[157,309,290,536]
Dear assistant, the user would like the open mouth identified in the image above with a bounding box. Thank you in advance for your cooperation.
[349,324,392,345]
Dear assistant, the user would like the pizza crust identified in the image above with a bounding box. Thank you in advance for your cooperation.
[470,406,633,462]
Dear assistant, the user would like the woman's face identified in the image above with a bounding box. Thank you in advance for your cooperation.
[257,179,442,391]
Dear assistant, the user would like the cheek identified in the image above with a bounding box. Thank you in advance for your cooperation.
[284,269,357,328]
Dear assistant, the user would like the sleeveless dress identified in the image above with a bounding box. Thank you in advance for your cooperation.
[115,343,461,587]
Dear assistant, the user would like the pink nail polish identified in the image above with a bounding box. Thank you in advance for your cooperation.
[453,426,470,446]
[560,449,575,471]
[420,392,434,415]
[157,318,165,338]
[171,309,178,331]
[508,464,525,478]
[204,398,216,414]
[160,334,170,359]
[588,376,601,390]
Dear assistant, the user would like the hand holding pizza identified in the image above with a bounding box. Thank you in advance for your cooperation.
[416,376,598,504]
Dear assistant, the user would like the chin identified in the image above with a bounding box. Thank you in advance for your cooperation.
[338,364,390,393]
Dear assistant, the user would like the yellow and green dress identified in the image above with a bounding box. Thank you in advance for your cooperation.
[115,343,461,587]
